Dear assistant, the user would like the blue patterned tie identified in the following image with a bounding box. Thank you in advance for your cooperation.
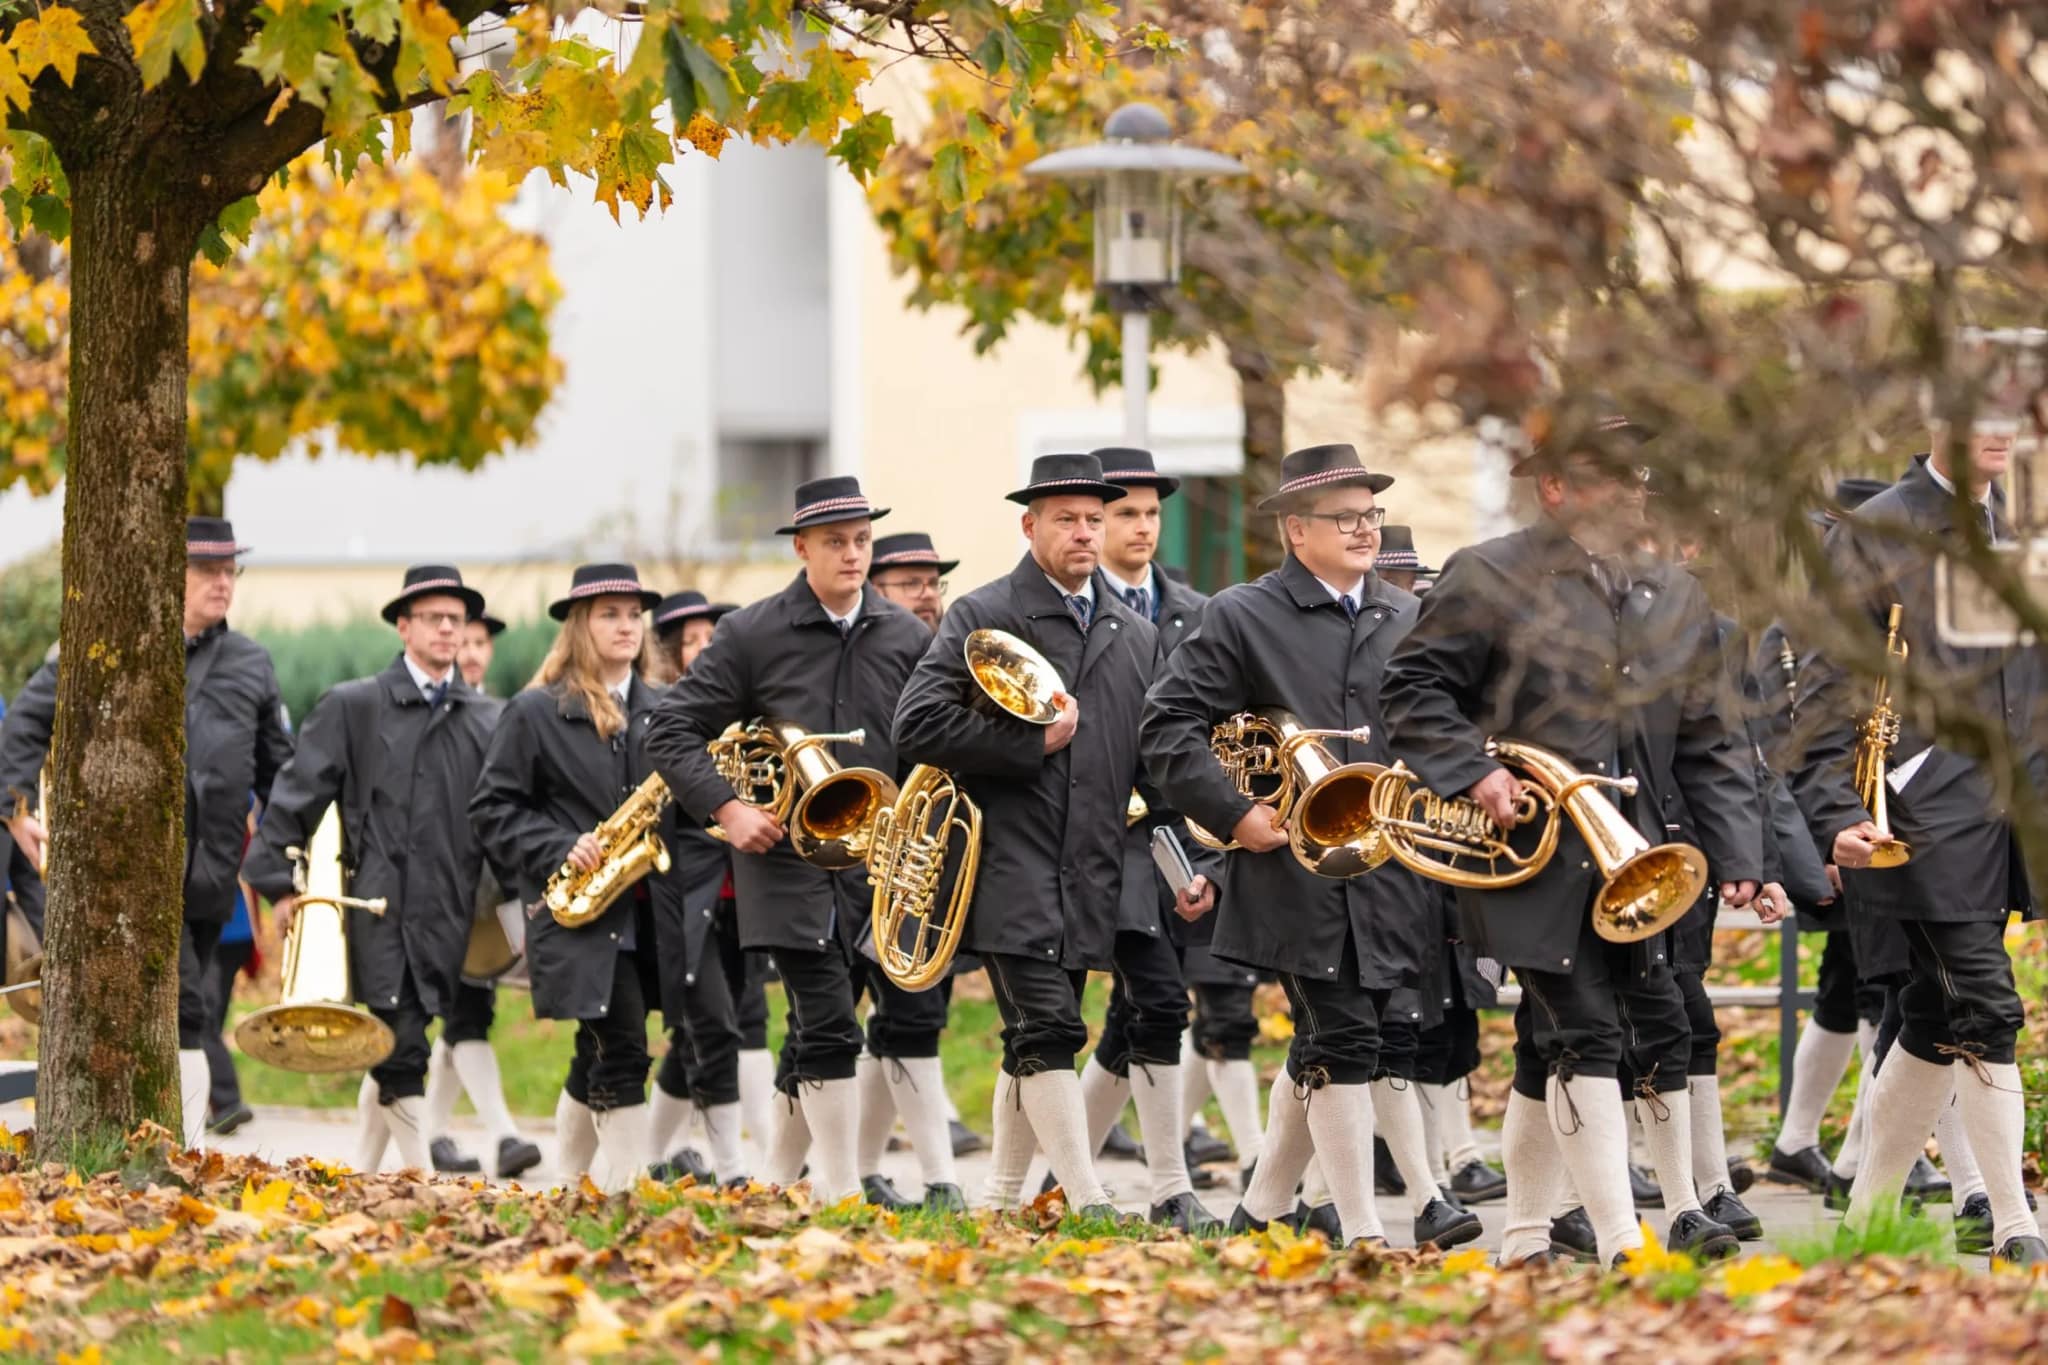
[1126,586,1151,621]
[1067,594,1093,630]
[425,680,447,708]
[1340,595,1358,622]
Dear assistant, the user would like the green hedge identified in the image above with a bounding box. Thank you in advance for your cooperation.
[0,547,62,704]
[249,617,557,725]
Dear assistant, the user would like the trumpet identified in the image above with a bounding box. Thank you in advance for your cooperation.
[1186,708,1388,878]
[1851,603,1912,869]
[708,719,898,869]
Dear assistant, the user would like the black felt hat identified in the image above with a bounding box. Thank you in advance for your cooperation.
[869,532,959,576]
[1811,475,1890,526]
[1255,444,1395,512]
[775,476,890,535]
[381,564,488,625]
[1510,400,1656,478]
[186,516,250,560]
[1375,525,1437,575]
[653,590,736,633]
[1005,452,1128,505]
[479,613,507,637]
[548,564,662,621]
[1092,447,1181,497]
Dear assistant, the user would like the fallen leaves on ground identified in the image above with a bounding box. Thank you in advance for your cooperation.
[0,1123,2041,1361]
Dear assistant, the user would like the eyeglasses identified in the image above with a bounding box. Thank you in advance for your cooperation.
[875,577,947,596]
[405,610,466,630]
[1301,508,1387,535]
[190,562,244,581]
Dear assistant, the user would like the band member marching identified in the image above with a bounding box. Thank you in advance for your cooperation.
[869,532,954,632]
[470,564,670,1187]
[896,452,1173,1219]
[647,480,946,1208]
[1381,406,1762,1268]
[244,566,498,1174]
[0,517,294,1151]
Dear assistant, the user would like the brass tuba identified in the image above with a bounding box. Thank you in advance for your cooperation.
[1851,603,1912,869]
[1184,708,1386,877]
[1183,710,1300,851]
[234,805,396,1072]
[546,772,673,927]
[707,719,898,869]
[1371,738,1708,943]
[866,628,1060,991]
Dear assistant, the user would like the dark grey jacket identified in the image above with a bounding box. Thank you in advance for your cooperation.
[1381,518,1761,972]
[0,625,293,926]
[894,553,1157,972]
[645,574,930,955]
[1143,556,1434,987]
[243,656,493,1016]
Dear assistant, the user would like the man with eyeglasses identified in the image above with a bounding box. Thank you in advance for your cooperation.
[0,516,295,1151]
[868,533,954,632]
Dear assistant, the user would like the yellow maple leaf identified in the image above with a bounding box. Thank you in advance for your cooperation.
[1439,1248,1494,1277]
[56,1346,101,1365]
[8,7,98,86]
[1258,1010,1295,1043]
[0,46,31,113]
[122,0,206,88]
[396,0,460,94]
[240,1178,295,1220]
[1618,1221,1693,1277]
[559,1292,632,1356]
[1719,1254,1801,1297]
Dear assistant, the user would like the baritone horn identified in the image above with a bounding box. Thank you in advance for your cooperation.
[1185,708,1387,877]
[708,719,898,869]
[233,805,395,1073]
[1851,603,1912,869]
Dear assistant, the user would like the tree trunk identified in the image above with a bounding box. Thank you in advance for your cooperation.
[35,159,203,1159]
[1232,346,1288,576]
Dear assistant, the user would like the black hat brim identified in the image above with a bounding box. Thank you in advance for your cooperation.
[1510,418,1656,477]
[1255,470,1395,512]
[1005,481,1128,506]
[482,615,507,636]
[381,584,487,626]
[1107,473,1182,497]
[776,506,891,536]
[548,588,662,622]
[655,603,736,633]
[870,558,960,577]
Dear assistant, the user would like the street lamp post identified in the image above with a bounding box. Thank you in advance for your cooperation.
[1024,103,1245,448]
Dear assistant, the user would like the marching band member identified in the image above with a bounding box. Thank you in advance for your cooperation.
[1146,443,1465,1249]
[470,563,668,1186]
[896,452,1166,1220]
[1382,407,1761,1268]
[245,566,497,1174]
[0,517,294,1151]
[647,480,942,1208]
[868,532,954,631]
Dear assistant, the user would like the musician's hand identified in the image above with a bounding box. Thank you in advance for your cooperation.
[713,801,784,855]
[1720,879,1759,910]
[1173,874,1217,922]
[1466,767,1521,829]
[1044,693,1080,754]
[1824,863,1842,900]
[567,832,605,872]
[1753,881,1790,924]
[6,813,44,871]
[1832,820,1888,870]
[1231,804,1289,853]
[271,894,299,938]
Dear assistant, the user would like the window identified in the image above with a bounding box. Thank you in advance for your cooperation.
[714,437,824,542]
[1159,475,1244,592]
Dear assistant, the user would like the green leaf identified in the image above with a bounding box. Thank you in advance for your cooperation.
[25,193,68,241]
[660,25,697,127]
[676,32,737,120]
[829,110,895,184]
[195,194,262,267]
[237,0,347,101]
[346,0,401,45]
[122,0,207,88]
[933,141,991,212]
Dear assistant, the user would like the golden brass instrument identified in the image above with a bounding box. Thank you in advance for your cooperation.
[1126,789,1149,826]
[1183,708,1386,877]
[234,805,396,1073]
[1184,709,1299,851]
[1372,738,1708,944]
[1852,603,1913,869]
[965,628,1065,724]
[546,771,673,927]
[707,719,899,869]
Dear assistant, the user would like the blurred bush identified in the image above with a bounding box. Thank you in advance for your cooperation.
[248,617,557,726]
[0,547,62,703]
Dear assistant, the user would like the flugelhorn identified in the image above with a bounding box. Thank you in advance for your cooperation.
[1186,708,1387,877]
[234,805,396,1073]
[1851,603,1912,868]
[1183,710,1298,851]
[708,719,899,869]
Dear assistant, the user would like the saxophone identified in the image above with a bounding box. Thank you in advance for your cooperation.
[545,772,674,927]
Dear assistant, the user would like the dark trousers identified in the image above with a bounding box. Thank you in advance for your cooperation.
[1191,982,1257,1061]
[1095,928,1191,1077]
[1278,935,1387,1087]
[1612,962,1693,1098]
[984,952,1090,1076]
[177,919,225,1048]
[856,959,948,1059]
[768,943,862,1093]
[203,939,253,1113]
[1374,1016,1418,1082]
[1673,969,1720,1076]
[1414,1007,1481,1087]
[1510,918,1629,1102]
[369,965,435,1104]
[1894,917,2024,1067]
[656,940,744,1106]
[715,897,772,1052]
[441,982,496,1044]
[565,948,655,1111]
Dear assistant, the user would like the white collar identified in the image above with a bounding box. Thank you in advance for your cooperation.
[1925,457,1994,506]
[403,653,453,697]
[821,595,862,628]
[1047,572,1094,604]
[1313,573,1366,609]
[1100,562,1154,597]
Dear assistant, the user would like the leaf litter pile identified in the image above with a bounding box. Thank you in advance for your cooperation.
[0,1126,2043,1361]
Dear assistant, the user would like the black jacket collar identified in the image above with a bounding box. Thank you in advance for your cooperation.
[381,653,473,708]
[1277,553,1391,612]
[780,569,888,631]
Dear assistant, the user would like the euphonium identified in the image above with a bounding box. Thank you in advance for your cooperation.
[1183,709,1299,851]
[1851,603,1912,869]
[707,718,898,869]
[546,772,673,927]
[1272,713,1389,879]
[233,805,396,1072]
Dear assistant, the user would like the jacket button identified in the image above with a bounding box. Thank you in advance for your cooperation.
[817,939,826,946]
[1621,665,1632,676]
[1325,966,1336,974]
[686,974,696,985]
[1561,956,1572,967]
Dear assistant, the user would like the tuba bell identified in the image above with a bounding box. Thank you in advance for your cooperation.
[707,719,898,869]
[233,805,396,1073]
[1184,708,1386,877]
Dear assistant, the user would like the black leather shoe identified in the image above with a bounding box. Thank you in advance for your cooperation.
[1073,1202,1129,1225]
[1040,1171,1059,1197]
[1667,1209,1739,1261]
[658,1147,715,1185]
[862,1174,914,1210]
[1294,1200,1343,1243]
[1447,1158,1508,1204]
[1766,1144,1833,1194]
[1955,1192,1994,1255]
[1549,1206,1599,1262]
[1905,1154,1952,1203]
[1186,1127,1234,1168]
[1995,1234,2048,1268]
[1703,1189,1763,1241]
[922,1182,968,1213]
[1727,1158,1756,1195]
[495,1135,543,1179]
[1190,1165,1222,1190]
[1102,1124,1144,1161]
[1824,1170,1854,1212]
[1226,1204,1267,1234]
[1630,1163,1664,1208]
[949,1119,986,1157]
[1151,1190,1224,1234]
[1414,1196,1483,1250]
[430,1137,482,1174]
[1374,1136,1406,1197]
[1504,1249,1558,1269]
[207,1102,255,1136]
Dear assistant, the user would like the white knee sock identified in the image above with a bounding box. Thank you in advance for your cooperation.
[1626,1094,1650,1167]
[1499,1090,1563,1265]
[702,1102,746,1184]
[1833,1025,1882,1178]
[1549,1074,1641,1264]
[1437,1078,1483,1173]
[762,1089,811,1186]
[1372,1078,1445,1215]
[1417,1082,1448,1181]
[424,1039,462,1145]
[737,1048,776,1149]
[1299,1154,1331,1210]
[1953,1060,2039,1246]
[983,1066,1033,1210]
[1933,1089,1986,1203]
[354,1074,390,1174]
[1077,1056,1133,1156]
[450,1041,521,1150]
[1635,1092,1701,1218]
[885,1056,958,1190]
[1845,1048,1952,1234]
[177,1050,210,1150]
[592,1102,654,1193]
[1130,1063,1193,1205]
[1556,1166,1583,1217]
[650,1079,694,1159]
[1020,1069,1109,1210]
[1302,1082,1381,1243]
[554,1089,598,1181]
[1179,1033,1211,1139]
[855,1054,895,1177]
[1240,1072,1314,1224]
[382,1095,431,1173]
[1688,1075,1733,1202]
[797,1078,863,1205]
[1775,1021,1857,1156]
[1209,1058,1265,1174]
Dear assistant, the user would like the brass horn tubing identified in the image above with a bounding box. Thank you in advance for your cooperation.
[296,893,390,917]
[771,723,867,820]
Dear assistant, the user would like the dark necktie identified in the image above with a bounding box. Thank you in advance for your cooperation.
[1339,594,1358,622]
[1591,555,1631,609]
[1126,586,1151,621]
[424,680,447,709]
[837,619,851,639]
[1067,594,1093,630]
